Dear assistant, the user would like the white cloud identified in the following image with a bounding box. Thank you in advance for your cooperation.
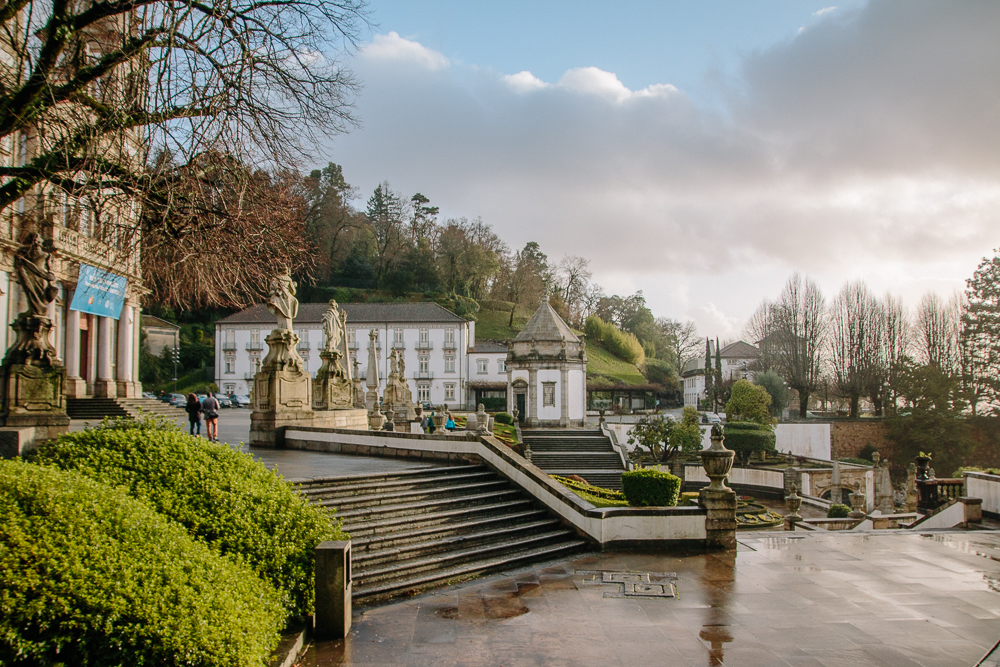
[503,70,549,93]
[362,31,449,70]
[329,4,1000,338]
[814,6,838,16]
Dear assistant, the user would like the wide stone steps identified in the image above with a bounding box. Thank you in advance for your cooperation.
[67,397,179,420]
[521,429,627,490]
[299,464,588,602]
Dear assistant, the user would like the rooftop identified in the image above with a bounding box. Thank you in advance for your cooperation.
[469,341,508,354]
[513,302,579,343]
[303,530,1000,666]
[216,302,467,326]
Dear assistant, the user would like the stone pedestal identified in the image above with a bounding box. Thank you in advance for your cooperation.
[0,363,70,455]
[960,497,982,525]
[313,349,354,411]
[250,329,312,447]
[315,541,352,641]
[699,425,737,550]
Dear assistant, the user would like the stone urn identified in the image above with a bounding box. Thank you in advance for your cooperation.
[700,424,735,491]
[784,483,803,523]
[848,482,867,519]
[432,411,446,428]
[915,455,932,482]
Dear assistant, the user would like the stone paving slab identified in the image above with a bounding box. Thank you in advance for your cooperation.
[302,531,1000,666]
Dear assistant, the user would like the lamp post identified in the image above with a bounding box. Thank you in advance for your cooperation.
[172,345,180,394]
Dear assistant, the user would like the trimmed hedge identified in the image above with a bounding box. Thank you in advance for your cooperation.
[0,460,284,667]
[493,412,514,425]
[620,468,681,507]
[27,418,344,618]
[827,503,851,518]
[723,421,777,465]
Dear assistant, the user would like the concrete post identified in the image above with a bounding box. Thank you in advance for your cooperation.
[315,540,352,641]
[960,497,983,525]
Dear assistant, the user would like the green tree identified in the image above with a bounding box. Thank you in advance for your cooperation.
[963,251,1000,413]
[366,182,408,287]
[703,338,714,410]
[754,371,788,418]
[627,412,702,462]
[725,379,773,424]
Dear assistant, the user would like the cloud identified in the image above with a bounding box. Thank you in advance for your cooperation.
[361,31,449,70]
[328,3,1000,337]
[814,6,838,16]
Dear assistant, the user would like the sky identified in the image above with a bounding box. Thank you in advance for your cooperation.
[318,1,1000,340]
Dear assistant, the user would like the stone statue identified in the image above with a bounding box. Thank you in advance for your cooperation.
[321,299,345,354]
[389,349,399,376]
[397,349,406,376]
[15,233,57,319]
[267,270,298,331]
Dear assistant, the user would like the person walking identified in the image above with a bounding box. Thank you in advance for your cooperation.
[185,393,202,436]
[202,390,221,442]
[445,413,456,431]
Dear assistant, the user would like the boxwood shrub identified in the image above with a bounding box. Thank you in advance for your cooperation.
[723,421,777,465]
[827,503,851,518]
[27,419,345,618]
[620,468,681,507]
[493,412,514,425]
[0,460,284,667]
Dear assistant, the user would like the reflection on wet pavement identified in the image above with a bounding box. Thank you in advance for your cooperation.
[301,531,1000,667]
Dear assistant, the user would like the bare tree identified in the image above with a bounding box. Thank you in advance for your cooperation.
[657,317,701,374]
[554,255,592,327]
[914,291,961,374]
[743,300,780,373]
[829,280,881,418]
[772,274,826,417]
[870,293,909,415]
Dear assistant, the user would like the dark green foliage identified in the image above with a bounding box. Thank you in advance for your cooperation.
[838,457,872,466]
[827,503,851,518]
[584,315,644,365]
[493,411,514,425]
[620,468,681,507]
[643,357,678,390]
[550,475,626,501]
[724,421,777,465]
[0,460,284,667]
[754,370,788,418]
[27,419,344,618]
[858,443,878,461]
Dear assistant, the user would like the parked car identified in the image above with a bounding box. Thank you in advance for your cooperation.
[168,393,186,407]
[231,394,250,408]
[213,393,232,408]
[142,391,157,400]
[702,412,722,424]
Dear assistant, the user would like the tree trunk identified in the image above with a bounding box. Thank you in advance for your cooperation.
[798,392,810,419]
[509,305,516,327]
[849,395,860,418]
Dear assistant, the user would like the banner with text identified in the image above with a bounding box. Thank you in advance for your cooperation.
[69,264,127,320]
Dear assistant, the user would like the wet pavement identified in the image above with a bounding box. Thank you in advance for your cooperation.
[301,531,1000,667]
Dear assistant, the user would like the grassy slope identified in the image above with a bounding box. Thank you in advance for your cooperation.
[586,341,648,385]
[474,307,531,341]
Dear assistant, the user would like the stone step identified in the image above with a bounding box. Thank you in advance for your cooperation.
[353,538,588,602]
[293,464,482,490]
[350,509,551,551]
[333,488,525,523]
[355,529,579,586]
[316,480,512,512]
[547,471,625,490]
[353,518,564,568]
[526,442,614,452]
[342,498,538,538]
[529,453,624,468]
[301,471,498,501]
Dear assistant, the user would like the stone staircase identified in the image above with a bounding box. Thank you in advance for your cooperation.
[522,428,627,490]
[297,464,589,603]
[67,397,181,420]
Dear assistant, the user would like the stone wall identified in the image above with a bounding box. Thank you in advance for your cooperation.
[830,420,891,460]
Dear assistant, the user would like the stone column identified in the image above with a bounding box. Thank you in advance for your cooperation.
[94,316,115,397]
[63,305,87,398]
[559,366,569,427]
[527,367,538,426]
[116,304,134,397]
[699,426,737,550]
[131,304,142,395]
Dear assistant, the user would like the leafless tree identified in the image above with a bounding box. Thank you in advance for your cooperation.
[914,291,961,374]
[772,274,826,417]
[869,293,909,414]
[554,255,592,327]
[829,280,882,417]
[657,317,701,374]
[743,299,780,373]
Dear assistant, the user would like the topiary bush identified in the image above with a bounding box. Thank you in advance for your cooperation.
[620,468,681,507]
[493,412,514,425]
[27,418,344,618]
[723,421,777,465]
[827,503,851,518]
[0,460,284,667]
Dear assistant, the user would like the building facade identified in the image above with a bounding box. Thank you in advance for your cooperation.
[215,302,509,409]
[681,340,760,408]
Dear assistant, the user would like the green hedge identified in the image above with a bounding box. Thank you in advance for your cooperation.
[620,468,681,507]
[583,316,645,365]
[827,503,851,518]
[0,460,284,667]
[27,418,344,618]
[493,412,514,425]
[723,421,777,465]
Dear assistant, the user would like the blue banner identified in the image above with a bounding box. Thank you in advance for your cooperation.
[69,264,127,319]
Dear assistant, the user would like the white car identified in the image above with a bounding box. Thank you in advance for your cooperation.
[703,412,722,424]
[231,394,250,408]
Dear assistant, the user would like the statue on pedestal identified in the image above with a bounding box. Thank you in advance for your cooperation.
[267,270,298,332]
[313,300,353,410]
[260,269,305,374]
[382,348,416,421]
[7,233,60,366]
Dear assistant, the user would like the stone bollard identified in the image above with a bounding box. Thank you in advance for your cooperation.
[315,541,352,641]
[784,483,803,530]
[699,424,737,550]
[960,497,983,525]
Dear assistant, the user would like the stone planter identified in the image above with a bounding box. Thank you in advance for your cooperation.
[915,456,931,482]
[700,425,735,491]
[432,412,446,428]
[784,484,803,523]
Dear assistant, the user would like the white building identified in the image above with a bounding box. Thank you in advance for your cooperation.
[681,340,760,408]
[215,302,509,409]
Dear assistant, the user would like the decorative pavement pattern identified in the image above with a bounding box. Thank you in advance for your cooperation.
[576,570,678,599]
[301,531,1000,667]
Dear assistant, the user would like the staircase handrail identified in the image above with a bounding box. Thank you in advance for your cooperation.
[600,421,632,471]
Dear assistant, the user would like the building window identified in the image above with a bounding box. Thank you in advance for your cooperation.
[418,383,430,402]
[224,383,236,394]
[419,328,429,344]
[419,356,429,374]
[225,358,235,374]
[445,328,455,344]
[498,359,506,373]
[394,328,404,343]
[299,329,308,345]
[445,383,455,401]
[347,329,355,345]
[251,329,260,345]
[477,359,488,374]
[445,355,456,372]
[543,382,556,407]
